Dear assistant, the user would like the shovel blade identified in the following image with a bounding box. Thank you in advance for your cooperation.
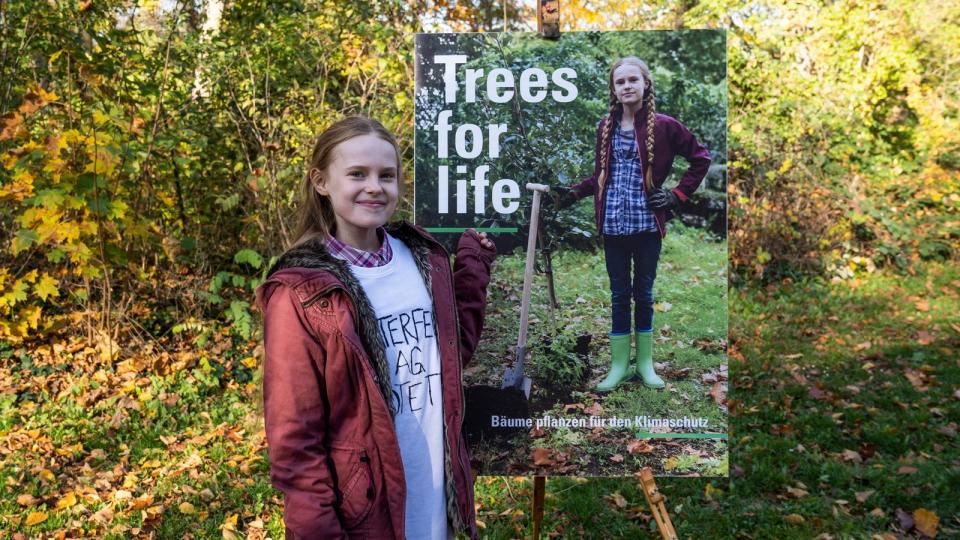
[501,366,532,399]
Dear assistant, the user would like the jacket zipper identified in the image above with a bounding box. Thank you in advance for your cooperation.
[441,250,469,532]
[411,228,471,534]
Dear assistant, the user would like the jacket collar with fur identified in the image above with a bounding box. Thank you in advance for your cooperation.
[266,222,439,418]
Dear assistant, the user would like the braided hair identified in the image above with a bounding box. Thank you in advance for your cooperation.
[597,57,657,197]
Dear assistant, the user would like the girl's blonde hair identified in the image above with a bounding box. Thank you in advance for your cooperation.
[294,116,402,245]
[597,56,657,195]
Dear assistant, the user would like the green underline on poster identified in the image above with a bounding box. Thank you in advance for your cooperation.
[424,227,519,233]
[635,433,728,439]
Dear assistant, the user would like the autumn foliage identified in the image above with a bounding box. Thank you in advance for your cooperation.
[1,0,958,538]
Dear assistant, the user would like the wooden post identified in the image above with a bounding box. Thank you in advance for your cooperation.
[533,7,557,540]
[538,0,560,38]
[532,476,546,539]
[638,468,678,540]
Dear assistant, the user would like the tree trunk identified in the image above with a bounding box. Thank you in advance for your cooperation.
[192,0,224,99]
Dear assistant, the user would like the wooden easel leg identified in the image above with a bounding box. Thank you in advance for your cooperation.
[532,475,546,539]
[638,468,678,540]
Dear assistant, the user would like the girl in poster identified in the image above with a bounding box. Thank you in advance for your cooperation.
[557,56,711,392]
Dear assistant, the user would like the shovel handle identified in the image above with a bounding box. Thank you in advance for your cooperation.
[517,185,549,351]
[526,182,550,192]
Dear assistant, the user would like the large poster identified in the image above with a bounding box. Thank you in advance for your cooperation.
[415,31,728,477]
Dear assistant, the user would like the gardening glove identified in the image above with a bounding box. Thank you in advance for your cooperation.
[647,188,680,210]
[549,185,578,210]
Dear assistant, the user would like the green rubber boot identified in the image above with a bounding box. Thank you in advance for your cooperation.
[596,333,632,392]
[635,331,665,389]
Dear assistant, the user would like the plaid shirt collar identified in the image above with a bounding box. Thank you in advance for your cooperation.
[324,228,393,267]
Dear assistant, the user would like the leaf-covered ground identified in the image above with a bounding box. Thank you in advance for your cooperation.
[465,224,728,476]
[473,260,960,538]
[1,248,957,539]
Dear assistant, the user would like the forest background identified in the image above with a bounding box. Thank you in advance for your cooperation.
[0,0,957,538]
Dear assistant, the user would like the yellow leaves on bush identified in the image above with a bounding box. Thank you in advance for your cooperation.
[19,86,58,115]
[778,158,793,174]
[0,269,59,341]
[33,274,59,301]
[0,85,57,143]
[18,305,42,331]
[0,111,24,141]
[0,269,33,308]
[11,229,38,255]
[0,167,35,202]
[92,109,110,126]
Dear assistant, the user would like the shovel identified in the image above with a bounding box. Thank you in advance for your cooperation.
[462,184,548,446]
[501,183,550,398]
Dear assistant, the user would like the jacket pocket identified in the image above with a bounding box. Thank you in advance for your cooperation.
[329,445,375,529]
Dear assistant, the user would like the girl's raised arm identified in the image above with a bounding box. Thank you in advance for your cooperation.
[452,229,497,366]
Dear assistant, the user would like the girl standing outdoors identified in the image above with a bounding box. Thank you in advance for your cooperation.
[556,56,711,392]
[257,117,495,539]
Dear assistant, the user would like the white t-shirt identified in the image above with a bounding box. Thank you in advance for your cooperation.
[349,234,451,540]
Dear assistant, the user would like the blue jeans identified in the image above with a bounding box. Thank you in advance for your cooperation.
[603,233,662,335]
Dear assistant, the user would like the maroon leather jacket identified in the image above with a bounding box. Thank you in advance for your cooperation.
[257,222,494,539]
[570,107,711,238]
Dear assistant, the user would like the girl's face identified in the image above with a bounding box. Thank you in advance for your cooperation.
[314,134,399,247]
[612,64,646,107]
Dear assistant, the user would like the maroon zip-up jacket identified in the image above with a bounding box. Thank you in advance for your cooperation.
[257,222,494,539]
[570,107,711,237]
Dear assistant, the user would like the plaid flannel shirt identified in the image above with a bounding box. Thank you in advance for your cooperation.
[602,124,658,235]
[324,228,393,267]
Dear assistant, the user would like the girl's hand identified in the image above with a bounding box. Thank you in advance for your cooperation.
[549,185,578,210]
[471,229,495,250]
[648,188,680,210]
[463,228,496,253]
